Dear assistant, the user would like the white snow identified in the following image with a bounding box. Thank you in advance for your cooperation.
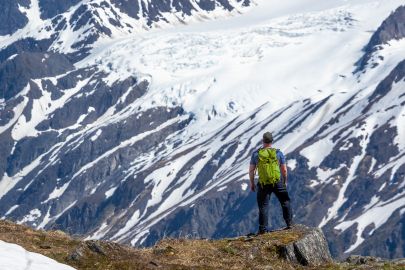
[300,138,335,168]
[83,5,360,124]
[287,159,297,171]
[319,119,374,228]
[130,229,149,246]
[308,180,320,188]
[392,81,405,151]
[3,205,19,217]
[335,193,405,253]
[11,78,91,141]
[369,157,377,174]
[91,129,102,141]
[378,182,387,192]
[0,240,75,270]
[87,222,109,240]
[90,182,102,195]
[0,85,30,136]
[316,167,343,184]
[0,0,252,52]
[0,154,43,200]
[217,186,227,192]
[105,187,117,199]
[0,0,51,50]
[114,210,141,239]
[18,209,41,225]
[6,54,18,61]
[43,181,71,203]
[72,115,189,181]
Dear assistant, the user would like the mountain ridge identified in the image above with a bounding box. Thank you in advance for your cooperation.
[2,219,404,270]
[0,0,404,260]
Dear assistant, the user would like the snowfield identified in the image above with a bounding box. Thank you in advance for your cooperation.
[82,0,405,131]
[0,240,75,270]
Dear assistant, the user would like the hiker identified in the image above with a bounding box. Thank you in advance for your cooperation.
[249,132,293,233]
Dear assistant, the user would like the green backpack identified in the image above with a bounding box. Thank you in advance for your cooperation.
[257,148,281,185]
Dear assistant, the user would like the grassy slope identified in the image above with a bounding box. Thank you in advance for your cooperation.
[0,220,403,270]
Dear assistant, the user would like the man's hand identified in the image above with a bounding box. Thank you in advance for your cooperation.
[250,182,256,192]
[281,164,288,187]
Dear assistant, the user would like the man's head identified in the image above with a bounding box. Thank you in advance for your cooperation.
[263,132,273,145]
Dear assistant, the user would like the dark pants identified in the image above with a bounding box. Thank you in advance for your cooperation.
[257,181,292,232]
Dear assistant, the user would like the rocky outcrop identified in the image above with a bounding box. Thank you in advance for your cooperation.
[111,0,250,26]
[366,5,405,48]
[0,0,30,36]
[344,255,405,268]
[0,52,74,100]
[39,0,82,20]
[2,219,403,269]
[278,225,333,266]
[357,5,405,70]
[0,220,335,269]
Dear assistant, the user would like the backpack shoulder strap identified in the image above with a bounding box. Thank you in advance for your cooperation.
[275,149,282,164]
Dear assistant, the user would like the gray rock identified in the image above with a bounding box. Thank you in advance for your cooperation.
[0,38,53,63]
[0,0,30,36]
[391,258,405,265]
[0,52,74,100]
[67,245,85,261]
[345,255,385,265]
[111,0,249,26]
[38,0,81,20]
[86,240,106,255]
[367,5,405,48]
[278,225,333,266]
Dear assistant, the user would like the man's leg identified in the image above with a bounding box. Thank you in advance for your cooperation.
[273,182,293,227]
[257,184,270,233]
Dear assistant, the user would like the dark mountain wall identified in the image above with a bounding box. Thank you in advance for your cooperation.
[0,0,30,35]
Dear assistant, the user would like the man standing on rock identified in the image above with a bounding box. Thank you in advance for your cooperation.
[249,132,293,233]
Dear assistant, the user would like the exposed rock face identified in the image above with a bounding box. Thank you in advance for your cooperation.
[0,0,30,36]
[367,5,405,48]
[39,0,82,19]
[358,5,405,70]
[346,255,385,265]
[279,226,333,266]
[111,0,250,25]
[0,52,74,100]
[345,255,405,268]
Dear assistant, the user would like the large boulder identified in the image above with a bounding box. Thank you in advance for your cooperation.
[278,225,333,266]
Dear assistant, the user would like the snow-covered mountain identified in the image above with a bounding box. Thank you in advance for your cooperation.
[0,0,404,259]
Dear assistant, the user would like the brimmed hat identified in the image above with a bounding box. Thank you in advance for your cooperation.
[263,132,273,143]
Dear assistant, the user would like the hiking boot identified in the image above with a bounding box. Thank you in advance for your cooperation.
[284,223,295,230]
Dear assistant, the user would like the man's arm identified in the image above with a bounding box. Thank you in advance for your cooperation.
[249,164,256,192]
[280,164,288,186]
